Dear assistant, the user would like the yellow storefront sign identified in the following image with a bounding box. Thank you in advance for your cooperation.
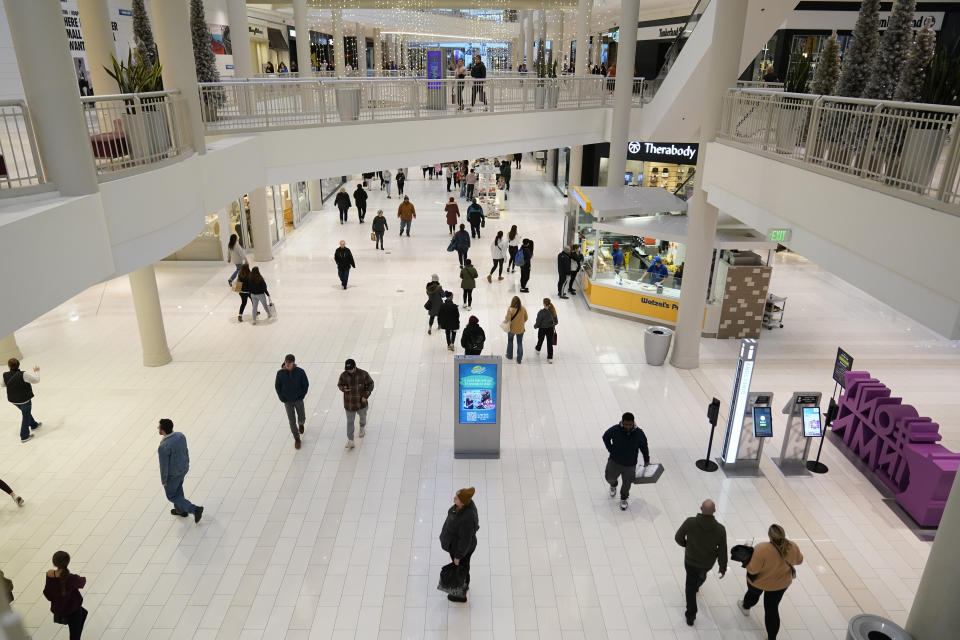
[584,278,679,323]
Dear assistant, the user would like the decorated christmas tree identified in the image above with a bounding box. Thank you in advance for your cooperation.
[190,0,220,84]
[812,32,841,95]
[132,0,158,70]
[836,0,880,97]
[893,26,935,102]
[864,0,917,99]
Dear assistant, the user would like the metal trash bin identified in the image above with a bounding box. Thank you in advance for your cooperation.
[643,326,673,366]
[335,87,361,121]
[846,615,912,640]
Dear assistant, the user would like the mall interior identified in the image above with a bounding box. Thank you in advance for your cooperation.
[0,0,959,638]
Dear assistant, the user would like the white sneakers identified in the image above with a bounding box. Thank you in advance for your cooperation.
[345,439,355,449]
[608,485,616,498]
[11,495,23,507]
[358,427,365,438]
[620,499,628,511]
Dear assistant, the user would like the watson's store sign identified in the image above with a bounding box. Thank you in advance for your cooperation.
[626,141,699,164]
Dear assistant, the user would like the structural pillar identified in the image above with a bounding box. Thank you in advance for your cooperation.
[249,187,274,262]
[356,23,368,76]
[518,18,526,68]
[292,0,311,75]
[671,0,748,368]
[0,334,23,362]
[524,12,534,71]
[226,0,252,77]
[567,0,591,213]
[128,265,172,367]
[331,9,345,76]
[3,0,98,196]
[536,10,547,66]
[907,471,960,639]
[605,0,639,186]
[77,0,115,95]
[308,179,323,210]
[151,0,205,155]
[512,37,519,70]
[373,28,382,73]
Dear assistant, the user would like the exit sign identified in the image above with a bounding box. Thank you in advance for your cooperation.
[768,229,791,243]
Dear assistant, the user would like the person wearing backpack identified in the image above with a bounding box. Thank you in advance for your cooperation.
[506,225,520,273]
[334,188,351,224]
[503,296,528,364]
[737,524,804,640]
[519,239,534,292]
[453,224,471,267]
[438,292,460,351]
[3,358,41,443]
[488,230,507,282]
[353,183,368,223]
[425,275,444,335]
[460,316,485,355]
[533,298,558,363]
[460,259,478,310]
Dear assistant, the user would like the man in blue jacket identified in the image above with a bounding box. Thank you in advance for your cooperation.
[275,354,309,450]
[602,412,650,510]
[157,418,203,522]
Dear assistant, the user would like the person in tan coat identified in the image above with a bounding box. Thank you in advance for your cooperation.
[503,296,528,364]
[397,196,416,236]
[737,524,803,640]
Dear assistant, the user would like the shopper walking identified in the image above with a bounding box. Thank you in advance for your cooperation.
[353,184,368,222]
[460,259,478,310]
[275,354,309,450]
[334,188,351,224]
[397,195,416,236]
[43,551,87,640]
[514,152,522,169]
[421,165,430,180]
[737,524,804,640]
[568,245,583,295]
[466,199,485,238]
[236,263,252,322]
[453,224,471,267]
[557,247,572,298]
[444,197,460,234]
[396,168,406,196]
[157,418,203,522]
[425,274,444,334]
[602,412,650,511]
[675,499,728,626]
[333,240,356,289]
[519,238,534,292]
[534,298,558,362]
[383,169,393,198]
[507,225,520,272]
[438,292,460,351]
[371,209,388,250]
[3,358,41,443]
[0,477,24,507]
[470,54,487,108]
[247,267,274,324]
[226,234,248,285]
[499,158,511,191]
[337,359,375,449]
[465,169,477,200]
[445,164,454,191]
[439,487,480,603]
[504,296,528,364]
[460,316,485,355]
[488,230,506,282]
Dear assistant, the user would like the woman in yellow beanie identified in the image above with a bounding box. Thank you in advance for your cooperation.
[439,487,479,602]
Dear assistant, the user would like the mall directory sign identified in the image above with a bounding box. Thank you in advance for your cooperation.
[832,347,854,387]
[454,356,502,458]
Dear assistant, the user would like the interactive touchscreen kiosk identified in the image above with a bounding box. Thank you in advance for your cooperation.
[802,407,822,437]
[453,356,502,458]
[771,392,822,475]
[753,407,773,438]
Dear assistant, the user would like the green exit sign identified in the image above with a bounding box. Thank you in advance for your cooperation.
[768,229,791,243]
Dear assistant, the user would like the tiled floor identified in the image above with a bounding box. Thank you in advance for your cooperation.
[2,158,956,639]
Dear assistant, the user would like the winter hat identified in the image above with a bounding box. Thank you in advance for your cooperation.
[448,196,455,202]
[612,242,620,249]
[468,316,479,324]
[445,291,454,299]
[344,359,356,371]
[457,487,475,506]
[431,273,439,282]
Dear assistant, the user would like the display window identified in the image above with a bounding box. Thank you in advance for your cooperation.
[583,228,684,300]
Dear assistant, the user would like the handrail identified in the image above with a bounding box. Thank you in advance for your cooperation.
[718,88,960,215]
[0,99,45,193]
[647,0,711,98]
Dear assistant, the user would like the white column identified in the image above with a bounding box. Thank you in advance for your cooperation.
[671,0,748,369]
[0,334,22,362]
[128,265,172,367]
[356,24,367,76]
[512,37,519,69]
[605,0,639,186]
[575,0,590,76]
[151,0,205,155]
[554,10,565,66]
[3,0,98,196]
[226,0,252,77]
[524,12,534,70]
[373,28,382,73]
[308,179,323,209]
[331,9,345,76]
[518,15,526,67]
[77,0,114,95]
[292,0,311,75]
[249,187,274,262]
[907,471,960,639]
[400,38,408,69]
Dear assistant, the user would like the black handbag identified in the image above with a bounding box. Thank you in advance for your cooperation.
[731,544,754,568]
[437,562,466,597]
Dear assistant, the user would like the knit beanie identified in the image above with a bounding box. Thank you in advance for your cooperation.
[456,487,475,506]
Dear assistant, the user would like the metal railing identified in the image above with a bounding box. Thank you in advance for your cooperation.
[81,90,193,178]
[0,100,44,192]
[719,89,960,214]
[199,76,612,133]
[646,0,711,99]
[735,81,784,90]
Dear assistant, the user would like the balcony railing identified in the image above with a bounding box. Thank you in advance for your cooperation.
[81,90,193,179]
[719,89,960,215]
[0,100,45,193]
[199,76,614,133]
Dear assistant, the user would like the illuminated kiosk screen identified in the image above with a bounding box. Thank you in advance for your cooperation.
[458,363,498,424]
[802,406,822,437]
[752,406,773,438]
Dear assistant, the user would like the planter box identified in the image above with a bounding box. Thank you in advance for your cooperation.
[534,85,559,110]
[894,126,947,192]
[774,106,804,154]
[122,109,171,163]
[335,87,361,121]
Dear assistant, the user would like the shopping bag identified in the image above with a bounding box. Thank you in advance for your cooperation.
[437,562,466,596]
[231,280,243,293]
[552,330,557,346]
[731,544,754,568]
[499,321,510,334]
[267,300,277,319]
[632,462,664,484]
[447,238,457,252]
[370,232,376,241]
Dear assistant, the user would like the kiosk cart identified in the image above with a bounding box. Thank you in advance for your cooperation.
[453,355,502,458]
[763,294,786,330]
[771,392,822,476]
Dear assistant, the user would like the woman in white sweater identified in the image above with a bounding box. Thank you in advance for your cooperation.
[488,231,507,282]
[226,234,247,286]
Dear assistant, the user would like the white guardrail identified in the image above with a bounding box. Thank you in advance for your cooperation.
[199,76,645,133]
[0,100,44,192]
[81,90,193,178]
[719,89,960,214]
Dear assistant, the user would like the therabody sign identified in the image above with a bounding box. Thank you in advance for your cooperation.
[626,141,699,164]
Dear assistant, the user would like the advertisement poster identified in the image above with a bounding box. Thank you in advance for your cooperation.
[458,363,497,424]
[832,347,854,387]
[61,0,134,95]
[427,49,442,89]
[208,23,235,76]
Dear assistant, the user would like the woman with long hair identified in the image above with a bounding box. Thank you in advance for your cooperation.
[507,225,520,272]
[246,267,274,325]
[534,298,558,363]
[738,524,804,640]
[43,550,87,639]
[488,230,506,282]
[236,263,251,322]
[226,234,247,286]
[504,296,528,364]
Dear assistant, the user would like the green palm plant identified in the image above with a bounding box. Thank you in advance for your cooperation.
[105,48,164,94]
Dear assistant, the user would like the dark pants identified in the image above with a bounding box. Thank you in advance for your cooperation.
[429,313,438,329]
[520,264,531,289]
[164,473,196,515]
[536,327,554,359]
[338,267,350,289]
[374,231,384,249]
[446,177,452,191]
[743,584,787,640]
[338,206,348,223]
[16,401,38,441]
[515,158,521,168]
[471,82,485,106]
[456,81,464,107]
[470,223,481,238]
[684,563,708,620]
[568,271,578,292]
[57,606,88,640]
[357,203,367,221]
[448,224,456,234]
[397,182,404,196]
[605,458,635,499]
[450,551,473,585]
[504,176,510,191]
[508,246,518,271]
[466,184,475,199]
[463,289,473,306]
[558,273,571,295]
[489,259,503,277]
[445,329,457,346]
[456,249,468,267]
[284,400,305,440]
[0,477,12,494]
[238,292,250,316]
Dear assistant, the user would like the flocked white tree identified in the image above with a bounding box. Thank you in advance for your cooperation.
[812,31,841,95]
[189,0,220,84]
[864,0,917,99]
[836,0,880,97]
[132,0,157,69]
[893,25,936,102]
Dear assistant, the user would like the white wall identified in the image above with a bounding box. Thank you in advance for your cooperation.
[0,0,23,99]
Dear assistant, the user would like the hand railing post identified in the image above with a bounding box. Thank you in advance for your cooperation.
[804,96,823,163]
[859,103,884,178]
[413,79,421,119]
[761,95,776,150]
[318,81,326,124]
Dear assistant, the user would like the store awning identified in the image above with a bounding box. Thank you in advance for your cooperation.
[573,186,688,219]
[595,215,777,251]
[268,27,289,50]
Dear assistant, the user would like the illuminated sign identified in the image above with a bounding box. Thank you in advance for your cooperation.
[458,363,497,424]
[623,141,699,164]
[722,339,757,463]
[768,228,791,243]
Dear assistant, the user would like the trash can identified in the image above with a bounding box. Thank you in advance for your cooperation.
[846,614,912,640]
[335,87,361,121]
[643,326,673,366]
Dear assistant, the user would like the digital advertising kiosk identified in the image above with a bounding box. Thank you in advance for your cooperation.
[453,356,502,458]
[771,392,823,476]
[718,339,773,475]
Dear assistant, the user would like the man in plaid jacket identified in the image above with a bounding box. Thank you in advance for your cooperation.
[337,359,374,449]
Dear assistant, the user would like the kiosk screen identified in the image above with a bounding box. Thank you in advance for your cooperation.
[802,406,822,437]
[752,406,773,438]
[458,363,498,424]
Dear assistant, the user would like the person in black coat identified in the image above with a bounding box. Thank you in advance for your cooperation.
[396,169,406,196]
[453,224,471,267]
[334,188,351,224]
[557,247,572,298]
[437,292,460,351]
[602,412,651,510]
[334,240,356,289]
[519,238,534,292]
[353,184,368,223]
[371,209,388,250]
[460,316,485,355]
[439,487,479,602]
[275,354,309,449]
[466,199,485,239]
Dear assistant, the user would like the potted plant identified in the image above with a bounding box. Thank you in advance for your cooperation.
[775,55,810,153]
[105,49,172,161]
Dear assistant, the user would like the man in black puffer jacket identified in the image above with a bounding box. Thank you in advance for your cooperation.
[275,354,310,450]
[439,487,479,602]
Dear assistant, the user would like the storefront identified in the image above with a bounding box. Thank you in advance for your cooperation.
[582,141,698,199]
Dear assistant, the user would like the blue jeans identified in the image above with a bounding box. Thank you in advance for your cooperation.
[16,401,38,440]
[506,332,524,362]
[338,267,350,288]
[164,473,196,515]
[228,262,242,283]
[399,219,411,236]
